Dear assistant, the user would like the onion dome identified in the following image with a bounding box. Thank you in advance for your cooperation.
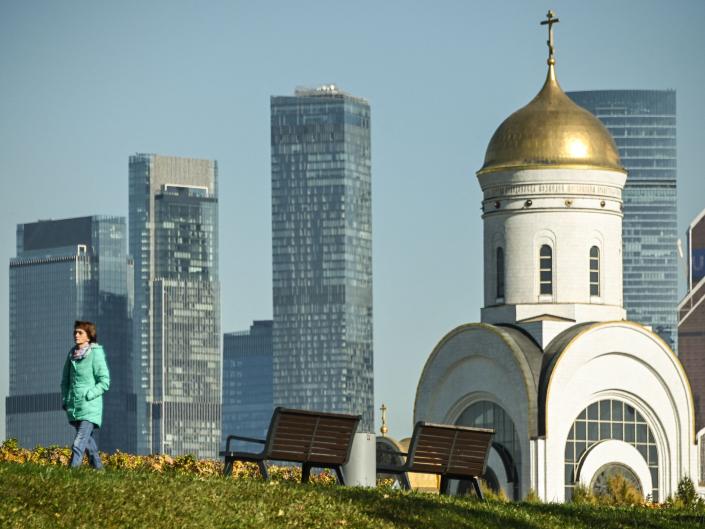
[477,12,624,175]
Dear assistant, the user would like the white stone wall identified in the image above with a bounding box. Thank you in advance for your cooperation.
[478,168,627,324]
[541,322,697,501]
[414,324,537,499]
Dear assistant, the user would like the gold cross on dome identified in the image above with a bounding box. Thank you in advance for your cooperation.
[540,10,560,64]
[380,403,388,436]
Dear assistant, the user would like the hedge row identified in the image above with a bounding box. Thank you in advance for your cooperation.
[0,438,336,484]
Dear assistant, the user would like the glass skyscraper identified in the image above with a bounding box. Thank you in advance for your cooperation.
[567,90,678,350]
[222,320,273,446]
[129,153,221,458]
[271,85,374,432]
[6,216,134,452]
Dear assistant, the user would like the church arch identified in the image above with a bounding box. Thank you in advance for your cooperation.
[577,440,653,498]
[564,398,659,501]
[539,322,695,500]
[414,323,544,499]
[415,323,541,437]
[455,399,521,499]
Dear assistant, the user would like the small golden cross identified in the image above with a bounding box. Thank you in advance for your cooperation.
[379,403,389,436]
[540,10,560,64]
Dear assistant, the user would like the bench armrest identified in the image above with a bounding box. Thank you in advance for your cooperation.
[225,434,266,452]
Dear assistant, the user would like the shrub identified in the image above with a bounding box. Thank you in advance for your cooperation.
[478,478,508,502]
[524,488,542,503]
[600,474,643,506]
[571,483,597,505]
[0,438,336,484]
[667,476,705,511]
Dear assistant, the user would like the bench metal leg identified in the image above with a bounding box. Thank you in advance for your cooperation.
[439,476,450,495]
[334,466,345,486]
[258,461,269,480]
[471,477,484,501]
[301,463,312,484]
[400,473,411,490]
[223,458,233,476]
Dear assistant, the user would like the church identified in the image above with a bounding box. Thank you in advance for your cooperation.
[413,12,701,502]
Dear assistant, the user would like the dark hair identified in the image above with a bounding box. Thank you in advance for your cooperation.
[74,320,97,343]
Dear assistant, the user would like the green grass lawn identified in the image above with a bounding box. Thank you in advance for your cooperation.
[1,462,704,529]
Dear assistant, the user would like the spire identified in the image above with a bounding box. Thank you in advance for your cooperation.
[540,10,560,81]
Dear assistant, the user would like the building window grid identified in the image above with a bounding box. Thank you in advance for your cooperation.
[456,400,521,498]
[539,245,553,295]
[564,399,659,502]
[590,246,600,297]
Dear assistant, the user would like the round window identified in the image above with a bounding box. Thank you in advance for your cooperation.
[589,462,643,496]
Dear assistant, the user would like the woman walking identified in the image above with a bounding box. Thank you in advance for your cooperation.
[61,320,110,469]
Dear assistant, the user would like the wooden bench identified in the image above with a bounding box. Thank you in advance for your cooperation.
[221,407,361,485]
[377,422,494,498]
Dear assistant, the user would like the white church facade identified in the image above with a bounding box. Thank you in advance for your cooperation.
[413,13,701,502]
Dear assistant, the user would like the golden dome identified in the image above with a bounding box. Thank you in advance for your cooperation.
[477,64,625,175]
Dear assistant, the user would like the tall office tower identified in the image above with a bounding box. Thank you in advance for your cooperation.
[567,90,678,350]
[129,153,221,458]
[678,207,705,484]
[6,216,133,452]
[222,320,273,445]
[271,85,373,432]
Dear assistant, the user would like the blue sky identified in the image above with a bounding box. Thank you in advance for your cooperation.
[1,0,704,441]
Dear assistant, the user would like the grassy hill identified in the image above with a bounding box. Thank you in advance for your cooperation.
[1,461,705,529]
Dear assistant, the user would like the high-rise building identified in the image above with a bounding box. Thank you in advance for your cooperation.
[270,85,373,432]
[222,320,273,445]
[678,207,705,485]
[6,216,134,452]
[129,153,221,458]
[567,90,678,350]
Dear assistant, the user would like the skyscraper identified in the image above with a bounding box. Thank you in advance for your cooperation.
[678,207,705,485]
[271,85,373,432]
[6,216,133,452]
[129,153,221,458]
[222,320,273,445]
[567,90,678,350]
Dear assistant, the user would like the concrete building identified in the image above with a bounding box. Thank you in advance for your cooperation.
[222,320,273,446]
[6,216,134,452]
[678,207,705,485]
[129,153,221,458]
[567,90,678,351]
[270,86,374,432]
[414,17,699,501]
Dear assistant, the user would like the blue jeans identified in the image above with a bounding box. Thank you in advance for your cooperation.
[70,420,103,469]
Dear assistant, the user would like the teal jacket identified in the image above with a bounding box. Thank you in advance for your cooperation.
[60,343,110,427]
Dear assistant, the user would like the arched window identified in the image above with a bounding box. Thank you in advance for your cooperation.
[457,401,521,499]
[590,246,600,296]
[496,247,505,299]
[564,399,659,501]
[539,245,553,295]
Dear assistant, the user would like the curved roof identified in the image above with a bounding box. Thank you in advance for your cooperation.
[537,322,596,436]
[477,65,624,176]
[414,322,543,437]
[537,321,696,439]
